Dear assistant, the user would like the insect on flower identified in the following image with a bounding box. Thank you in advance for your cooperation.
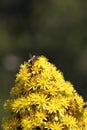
[29,54,38,64]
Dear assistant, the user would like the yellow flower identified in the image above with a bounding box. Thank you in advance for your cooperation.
[11,96,31,113]
[31,64,40,74]
[47,85,58,95]
[37,75,49,90]
[35,110,47,120]
[4,100,13,110]
[34,55,49,69]
[29,76,38,90]
[74,93,84,111]
[30,93,48,110]
[58,81,75,97]
[62,115,77,129]
[10,83,23,96]
[2,55,87,130]
[16,63,31,85]
[21,116,32,130]
[2,116,19,130]
[47,101,60,113]
[32,110,47,126]
[51,122,62,130]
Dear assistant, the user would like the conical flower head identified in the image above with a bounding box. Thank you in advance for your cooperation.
[2,55,87,130]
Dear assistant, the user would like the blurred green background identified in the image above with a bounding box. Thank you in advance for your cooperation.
[0,0,87,129]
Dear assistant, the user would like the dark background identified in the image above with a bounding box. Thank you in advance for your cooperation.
[0,0,87,129]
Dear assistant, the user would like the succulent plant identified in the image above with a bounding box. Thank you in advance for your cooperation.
[2,55,87,130]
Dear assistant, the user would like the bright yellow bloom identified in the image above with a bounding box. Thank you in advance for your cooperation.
[37,75,49,90]
[60,81,76,96]
[2,116,19,130]
[30,93,47,103]
[74,93,84,111]
[10,84,22,96]
[32,110,47,126]
[2,55,87,130]
[21,116,32,130]
[47,101,59,113]
[47,85,58,95]
[62,115,77,129]
[16,63,31,85]
[51,122,62,130]
[35,110,47,120]
[11,96,31,113]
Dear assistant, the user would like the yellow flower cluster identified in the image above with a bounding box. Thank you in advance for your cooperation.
[2,55,87,130]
